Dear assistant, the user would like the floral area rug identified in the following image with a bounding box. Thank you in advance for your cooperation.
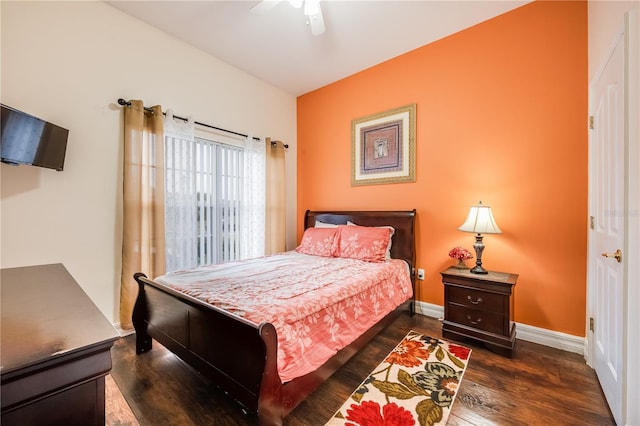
[325,330,471,426]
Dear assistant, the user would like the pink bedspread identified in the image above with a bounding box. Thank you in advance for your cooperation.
[154,251,412,382]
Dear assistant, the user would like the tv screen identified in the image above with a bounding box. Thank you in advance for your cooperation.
[1,104,69,171]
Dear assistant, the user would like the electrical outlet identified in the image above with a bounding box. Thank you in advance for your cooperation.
[417,268,425,280]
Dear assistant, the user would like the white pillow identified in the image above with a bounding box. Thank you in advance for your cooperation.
[347,221,395,259]
[315,220,338,228]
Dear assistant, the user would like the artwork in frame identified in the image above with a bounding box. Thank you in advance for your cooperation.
[351,104,416,186]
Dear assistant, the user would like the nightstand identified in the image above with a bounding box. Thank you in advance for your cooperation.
[441,267,518,357]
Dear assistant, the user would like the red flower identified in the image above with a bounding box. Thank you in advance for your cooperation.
[448,246,473,260]
[448,344,471,360]
[345,401,415,426]
[385,339,430,367]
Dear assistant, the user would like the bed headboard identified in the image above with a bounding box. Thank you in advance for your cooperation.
[303,209,417,273]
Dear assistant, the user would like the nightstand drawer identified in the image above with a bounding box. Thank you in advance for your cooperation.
[447,285,504,312]
[447,304,505,334]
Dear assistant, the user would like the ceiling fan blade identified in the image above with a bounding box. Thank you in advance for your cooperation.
[250,0,281,15]
[307,9,325,36]
[303,0,320,16]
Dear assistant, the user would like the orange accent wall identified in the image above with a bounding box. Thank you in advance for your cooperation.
[297,1,588,336]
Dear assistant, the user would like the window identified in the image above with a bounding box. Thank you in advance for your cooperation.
[164,127,265,273]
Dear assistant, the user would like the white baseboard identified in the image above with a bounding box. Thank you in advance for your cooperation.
[516,322,585,355]
[414,301,585,355]
[414,300,445,320]
[113,322,135,337]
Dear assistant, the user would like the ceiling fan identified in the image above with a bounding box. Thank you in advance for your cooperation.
[251,0,326,36]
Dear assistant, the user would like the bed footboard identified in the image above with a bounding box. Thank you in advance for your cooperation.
[132,273,282,419]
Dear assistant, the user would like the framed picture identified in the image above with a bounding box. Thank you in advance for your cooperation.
[351,104,416,186]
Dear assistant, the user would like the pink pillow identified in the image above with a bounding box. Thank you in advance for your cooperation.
[336,225,391,262]
[296,227,339,257]
[347,221,395,259]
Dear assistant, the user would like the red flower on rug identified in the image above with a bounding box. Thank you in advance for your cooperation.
[384,338,430,367]
[326,331,471,426]
[345,401,415,426]
[447,344,471,360]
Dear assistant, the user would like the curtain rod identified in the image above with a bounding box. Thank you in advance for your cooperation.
[116,98,288,149]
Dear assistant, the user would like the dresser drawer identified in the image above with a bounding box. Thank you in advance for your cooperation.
[447,285,504,313]
[447,304,505,334]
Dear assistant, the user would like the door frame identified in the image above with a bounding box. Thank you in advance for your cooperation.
[623,8,639,426]
[586,9,639,426]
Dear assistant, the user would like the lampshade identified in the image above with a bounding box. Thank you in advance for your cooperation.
[458,201,502,234]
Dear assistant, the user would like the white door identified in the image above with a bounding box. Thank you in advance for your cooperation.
[589,30,625,426]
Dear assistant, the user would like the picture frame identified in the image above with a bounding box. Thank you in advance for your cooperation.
[351,103,416,186]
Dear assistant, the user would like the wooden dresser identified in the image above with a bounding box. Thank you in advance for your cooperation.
[441,267,518,357]
[1,264,120,425]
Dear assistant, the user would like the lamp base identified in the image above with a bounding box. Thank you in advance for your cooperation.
[470,265,488,274]
[471,233,488,274]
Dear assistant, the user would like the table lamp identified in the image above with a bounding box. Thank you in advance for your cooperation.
[458,201,502,274]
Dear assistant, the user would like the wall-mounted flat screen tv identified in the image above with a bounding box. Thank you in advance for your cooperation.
[1,104,69,171]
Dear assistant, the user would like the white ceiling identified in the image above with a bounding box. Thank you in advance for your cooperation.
[105,1,530,96]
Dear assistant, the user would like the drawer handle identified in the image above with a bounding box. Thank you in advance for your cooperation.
[467,295,483,305]
[466,315,482,325]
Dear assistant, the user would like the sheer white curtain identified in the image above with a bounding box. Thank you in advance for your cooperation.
[164,115,266,270]
[164,111,197,272]
[241,135,266,259]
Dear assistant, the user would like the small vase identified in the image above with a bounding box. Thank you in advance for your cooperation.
[454,259,468,269]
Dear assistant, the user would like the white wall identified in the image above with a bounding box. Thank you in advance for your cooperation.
[588,1,640,425]
[0,1,297,324]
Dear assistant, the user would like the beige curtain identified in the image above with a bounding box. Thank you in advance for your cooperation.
[119,100,166,329]
[265,137,286,254]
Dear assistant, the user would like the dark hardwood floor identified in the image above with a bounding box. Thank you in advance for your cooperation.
[110,313,614,425]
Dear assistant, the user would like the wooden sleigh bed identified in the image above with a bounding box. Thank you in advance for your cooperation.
[132,209,416,425]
